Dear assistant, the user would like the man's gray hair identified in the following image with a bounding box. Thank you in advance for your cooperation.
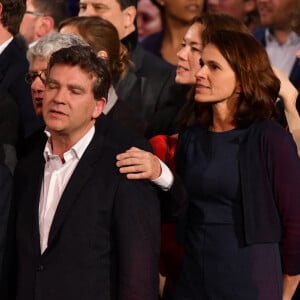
[27,32,88,64]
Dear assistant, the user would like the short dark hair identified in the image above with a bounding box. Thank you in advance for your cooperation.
[0,0,25,35]
[116,0,137,10]
[47,45,111,100]
[32,0,69,29]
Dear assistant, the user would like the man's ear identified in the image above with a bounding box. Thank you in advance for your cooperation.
[37,16,55,39]
[122,6,136,30]
[92,98,106,119]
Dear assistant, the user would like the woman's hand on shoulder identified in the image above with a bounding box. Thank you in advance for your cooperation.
[116,147,162,180]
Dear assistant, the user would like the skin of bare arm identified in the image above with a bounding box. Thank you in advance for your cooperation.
[283,274,300,300]
[116,147,162,180]
[272,66,300,156]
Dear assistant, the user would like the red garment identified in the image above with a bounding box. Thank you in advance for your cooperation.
[149,135,184,300]
[149,135,177,172]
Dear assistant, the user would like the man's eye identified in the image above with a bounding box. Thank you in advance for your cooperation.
[47,83,58,89]
[71,89,82,95]
[94,5,105,10]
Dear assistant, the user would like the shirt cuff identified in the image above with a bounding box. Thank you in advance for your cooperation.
[151,159,174,191]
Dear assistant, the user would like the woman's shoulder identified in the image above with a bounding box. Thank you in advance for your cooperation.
[246,120,297,153]
[248,120,289,139]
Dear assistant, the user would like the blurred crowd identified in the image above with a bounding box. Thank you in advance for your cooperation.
[0,0,298,299]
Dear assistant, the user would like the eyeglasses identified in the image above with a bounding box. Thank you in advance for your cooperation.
[25,10,45,17]
[25,71,47,84]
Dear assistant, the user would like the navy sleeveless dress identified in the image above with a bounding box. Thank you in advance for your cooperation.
[174,127,282,300]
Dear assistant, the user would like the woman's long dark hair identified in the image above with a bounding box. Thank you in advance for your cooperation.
[176,13,279,131]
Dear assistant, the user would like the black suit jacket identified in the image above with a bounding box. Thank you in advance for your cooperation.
[0,164,12,285]
[14,115,161,300]
[0,35,43,138]
[107,98,147,136]
[0,87,19,172]
[116,44,184,137]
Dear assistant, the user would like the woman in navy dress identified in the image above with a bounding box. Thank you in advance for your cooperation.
[172,29,300,300]
[117,29,300,299]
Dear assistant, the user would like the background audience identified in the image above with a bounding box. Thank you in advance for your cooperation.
[253,0,300,117]
[142,0,205,65]
[137,0,162,40]
[0,0,42,172]
[78,0,185,137]
[20,0,69,46]
[206,0,260,31]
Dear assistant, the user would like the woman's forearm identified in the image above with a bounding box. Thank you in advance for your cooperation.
[283,273,300,300]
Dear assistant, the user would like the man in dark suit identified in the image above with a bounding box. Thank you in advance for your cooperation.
[0,163,12,292]
[19,0,69,47]
[253,0,300,119]
[78,0,185,137]
[0,0,43,143]
[14,45,161,300]
[254,0,300,84]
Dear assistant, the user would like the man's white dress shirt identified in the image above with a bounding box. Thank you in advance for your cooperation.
[39,127,95,253]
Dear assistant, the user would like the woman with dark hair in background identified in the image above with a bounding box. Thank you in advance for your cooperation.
[137,0,162,40]
[141,0,205,66]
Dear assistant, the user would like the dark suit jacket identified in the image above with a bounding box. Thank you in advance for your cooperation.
[141,31,164,61]
[107,98,147,136]
[14,115,161,300]
[0,164,12,285]
[0,35,43,138]
[0,88,19,172]
[115,44,184,137]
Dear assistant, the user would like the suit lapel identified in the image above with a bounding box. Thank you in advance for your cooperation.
[45,123,106,252]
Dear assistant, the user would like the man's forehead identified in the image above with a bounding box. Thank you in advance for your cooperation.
[49,64,95,79]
